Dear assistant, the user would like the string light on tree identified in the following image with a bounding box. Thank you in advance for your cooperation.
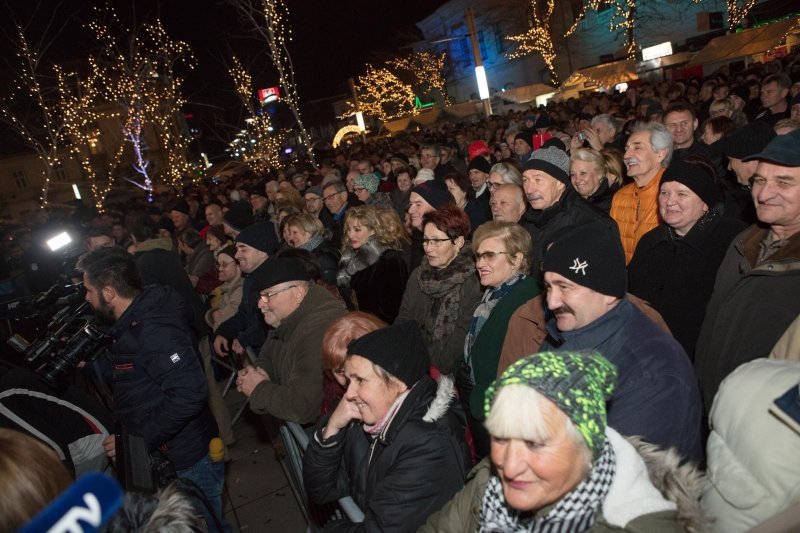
[344,65,418,122]
[388,51,451,106]
[727,1,757,30]
[506,0,559,83]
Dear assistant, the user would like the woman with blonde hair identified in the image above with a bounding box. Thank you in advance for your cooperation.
[336,205,409,323]
[570,148,620,212]
[283,212,340,285]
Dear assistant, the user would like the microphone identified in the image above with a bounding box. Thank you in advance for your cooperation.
[20,472,123,533]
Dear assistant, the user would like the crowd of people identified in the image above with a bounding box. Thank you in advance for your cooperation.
[2,50,800,532]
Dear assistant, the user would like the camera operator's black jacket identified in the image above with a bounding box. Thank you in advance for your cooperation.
[101,284,216,471]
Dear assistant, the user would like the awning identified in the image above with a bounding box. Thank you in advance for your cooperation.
[382,117,413,133]
[686,16,800,67]
[499,83,555,104]
[555,59,638,100]
[411,108,442,126]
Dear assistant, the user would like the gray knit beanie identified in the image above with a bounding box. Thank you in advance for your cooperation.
[522,147,571,185]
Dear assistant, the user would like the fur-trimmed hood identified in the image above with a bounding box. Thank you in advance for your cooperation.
[603,428,712,532]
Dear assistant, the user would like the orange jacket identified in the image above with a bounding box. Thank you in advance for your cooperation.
[610,168,664,263]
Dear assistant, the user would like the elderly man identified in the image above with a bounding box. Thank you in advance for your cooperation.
[755,73,791,126]
[695,130,800,412]
[213,222,279,359]
[170,200,198,236]
[490,184,526,223]
[519,146,611,279]
[321,180,352,247]
[610,122,672,262]
[504,221,703,461]
[236,257,344,423]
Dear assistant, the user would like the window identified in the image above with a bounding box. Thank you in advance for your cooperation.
[12,169,28,190]
[493,23,505,54]
[478,30,488,61]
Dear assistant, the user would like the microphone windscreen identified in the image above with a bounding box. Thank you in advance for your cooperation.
[19,472,123,533]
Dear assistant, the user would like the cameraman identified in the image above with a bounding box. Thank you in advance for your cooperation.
[76,248,224,530]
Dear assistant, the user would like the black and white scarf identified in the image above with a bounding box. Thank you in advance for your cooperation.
[336,236,387,288]
[479,439,616,533]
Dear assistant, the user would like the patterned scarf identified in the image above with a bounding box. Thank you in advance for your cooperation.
[336,236,387,288]
[464,274,523,369]
[416,246,475,346]
[479,439,616,533]
[299,232,325,252]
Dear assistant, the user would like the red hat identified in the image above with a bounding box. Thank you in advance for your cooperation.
[468,140,491,162]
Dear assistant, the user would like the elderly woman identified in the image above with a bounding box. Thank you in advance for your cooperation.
[456,221,540,457]
[303,321,470,532]
[397,205,483,374]
[421,351,707,532]
[353,173,392,209]
[283,212,340,286]
[570,148,621,212]
[628,158,746,360]
[336,205,409,323]
[486,161,523,194]
[320,311,386,414]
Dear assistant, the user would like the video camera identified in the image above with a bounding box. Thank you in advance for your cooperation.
[3,282,109,388]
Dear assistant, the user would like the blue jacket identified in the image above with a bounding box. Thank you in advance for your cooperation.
[106,285,217,470]
[542,297,703,462]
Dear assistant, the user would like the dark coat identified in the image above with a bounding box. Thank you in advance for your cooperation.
[310,239,341,287]
[303,375,470,532]
[628,215,747,359]
[695,225,800,412]
[542,297,704,463]
[214,259,269,350]
[520,187,613,280]
[349,249,408,324]
[585,179,619,213]
[464,189,492,236]
[106,285,216,470]
[184,241,214,279]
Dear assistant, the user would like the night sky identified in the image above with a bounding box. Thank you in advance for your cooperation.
[1,0,448,154]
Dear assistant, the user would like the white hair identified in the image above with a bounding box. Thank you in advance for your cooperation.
[490,162,523,186]
[591,114,617,132]
[631,121,673,167]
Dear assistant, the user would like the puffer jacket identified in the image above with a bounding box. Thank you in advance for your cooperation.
[106,285,217,471]
[609,168,665,263]
[419,427,711,533]
[703,359,800,533]
[303,375,470,532]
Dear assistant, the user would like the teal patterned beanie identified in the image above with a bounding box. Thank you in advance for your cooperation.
[485,351,617,458]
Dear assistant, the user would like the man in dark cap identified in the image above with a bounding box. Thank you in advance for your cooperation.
[213,222,279,359]
[539,222,703,461]
[513,132,533,165]
[235,257,344,423]
[170,200,201,236]
[222,200,255,238]
[519,146,612,279]
[696,129,800,413]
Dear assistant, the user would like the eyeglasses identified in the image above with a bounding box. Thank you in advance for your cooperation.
[422,237,453,247]
[474,250,510,262]
[353,186,366,193]
[259,285,297,303]
[215,260,236,269]
[323,191,344,201]
[487,181,503,191]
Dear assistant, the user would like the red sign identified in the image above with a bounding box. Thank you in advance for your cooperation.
[258,87,280,103]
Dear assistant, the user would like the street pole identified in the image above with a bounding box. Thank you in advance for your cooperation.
[466,8,492,117]
[348,77,367,143]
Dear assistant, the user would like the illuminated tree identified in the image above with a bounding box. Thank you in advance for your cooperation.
[727,1,757,30]
[228,55,282,172]
[229,0,314,162]
[346,65,418,122]
[506,0,559,83]
[388,51,451,105]
[0,27,68,207]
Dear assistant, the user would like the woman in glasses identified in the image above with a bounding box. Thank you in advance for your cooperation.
[396,205,483,375]
[352,173,392,209]
[455,220,540,459]
[336,205,409,324]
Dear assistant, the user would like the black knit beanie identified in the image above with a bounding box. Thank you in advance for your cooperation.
[347,321,430,387]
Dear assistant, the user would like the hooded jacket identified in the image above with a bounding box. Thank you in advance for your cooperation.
[303,375,470,532]
[419,427,711,533]
[106,285,217,471]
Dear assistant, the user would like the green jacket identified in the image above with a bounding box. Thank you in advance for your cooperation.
[419,428,708,532]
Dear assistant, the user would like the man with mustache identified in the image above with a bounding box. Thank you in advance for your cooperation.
[512,221,703,462]
[610,122,673,262]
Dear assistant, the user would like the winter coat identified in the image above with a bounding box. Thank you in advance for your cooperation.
[628,215,747,360]
[498,292,671,376]
[348,249,408,324]
[309,238,341,287]
[105,285,217,471]
[303,375,470,532]
[703,359,800,532]
[396,247,484,373]
[250,283,345,423]
[464,190,491,236]
[134,238,206,336]
[214,259,270,351]
[520,187,613,279]
[541,297,704,463]
[695,225,800,412]
[185,241,214,279]
[390,189,411,219]
[770,314,800,360]
[204,274,243,332]
[419,427,710,533]
[610,168,665,263]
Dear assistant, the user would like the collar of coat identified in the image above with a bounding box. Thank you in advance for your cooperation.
[269,282,327,340]
[736,223,800,272]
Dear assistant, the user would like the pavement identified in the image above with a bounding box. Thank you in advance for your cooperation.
[221,388,307,532]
